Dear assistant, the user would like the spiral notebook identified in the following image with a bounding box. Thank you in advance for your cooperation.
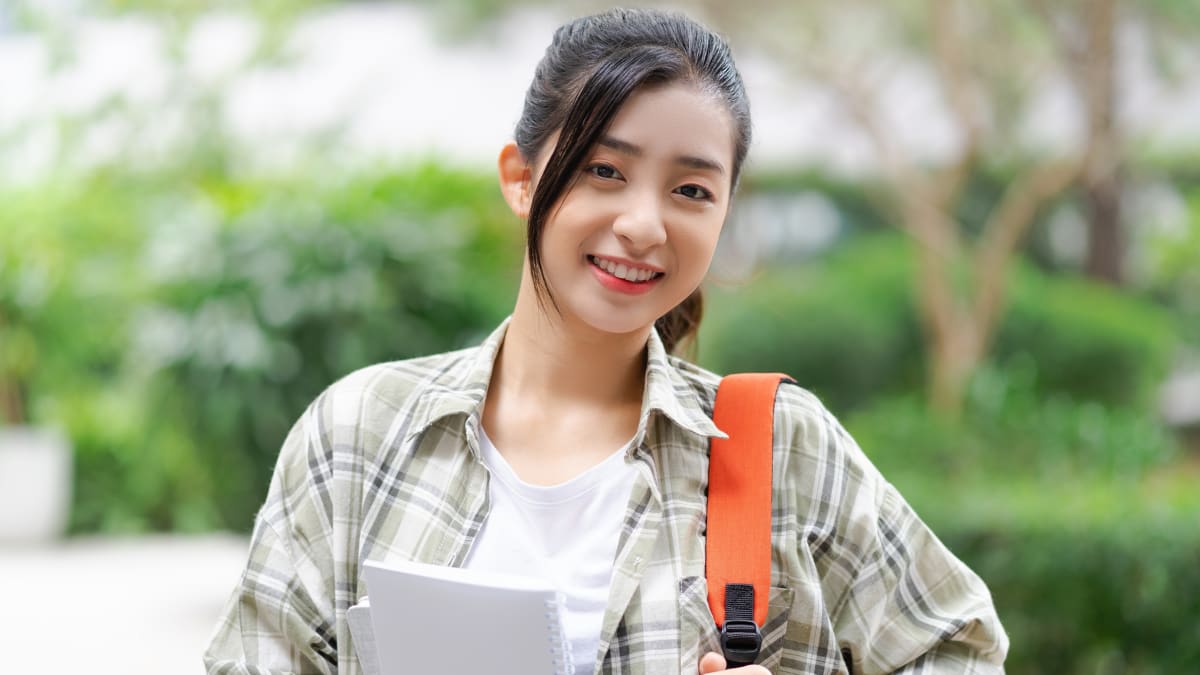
[355,559,574,675]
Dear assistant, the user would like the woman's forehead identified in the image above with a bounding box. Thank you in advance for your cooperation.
[600,83,735,171]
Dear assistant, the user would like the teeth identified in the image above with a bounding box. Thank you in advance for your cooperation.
[591,256,659,283]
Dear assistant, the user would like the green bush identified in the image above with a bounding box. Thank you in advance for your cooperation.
[837,363,1195,675]
[943,509,1200,675]
[699,233,1179,412]
[840,361,1195,675]
[898,468,1200,675]
[0,178,145,423]
[847,362,1180,482]
[699,235,924,413]
[139,164,522,530]
[998,270,1177,409]
[1145,184,1200,345]
[1,162,523,532]
[0,177,179,530]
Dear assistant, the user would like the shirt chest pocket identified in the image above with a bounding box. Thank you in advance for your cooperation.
[678,576,794,674]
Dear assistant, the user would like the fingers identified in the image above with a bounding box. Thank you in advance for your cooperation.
[699,652,726,674]
[698,651,773,674]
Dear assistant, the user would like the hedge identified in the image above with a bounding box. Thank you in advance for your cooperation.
[698,233,1178,413]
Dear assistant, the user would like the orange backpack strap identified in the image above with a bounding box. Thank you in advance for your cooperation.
[707,372,795,668]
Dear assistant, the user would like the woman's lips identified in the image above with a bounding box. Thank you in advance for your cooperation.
[587,255,663,295]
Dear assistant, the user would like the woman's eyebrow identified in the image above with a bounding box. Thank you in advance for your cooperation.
[598,135,726,175]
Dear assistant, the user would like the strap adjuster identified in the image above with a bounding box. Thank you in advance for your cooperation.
[720,619,762,666]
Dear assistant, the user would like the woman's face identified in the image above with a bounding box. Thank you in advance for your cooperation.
[531,82,736,337]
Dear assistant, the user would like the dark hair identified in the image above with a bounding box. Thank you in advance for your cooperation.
[514,8,750,355]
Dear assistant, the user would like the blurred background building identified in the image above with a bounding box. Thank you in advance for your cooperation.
[1,1,1199,673]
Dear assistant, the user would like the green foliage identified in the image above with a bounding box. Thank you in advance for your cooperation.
[1146,184,1200,345]
[998,270,1177,409]
[0,174,198,529]
[0,177,146,425]
[893,464,1200,675]
[1,162,521,532]
[843,362,1194,675]
[699,235,924,413]
[700,233,1179,412]
[137,164,520,530]
[944,506,1200,675]
[847,363,1179,488]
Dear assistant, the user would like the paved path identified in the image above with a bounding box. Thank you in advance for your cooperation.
[0,534,250,674]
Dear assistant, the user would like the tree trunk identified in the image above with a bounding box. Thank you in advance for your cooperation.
[1081,0,1124,285]
[0,381,24,426]
[1083,172,1123,284]
[0,308,26,425]
[926,313,981,419]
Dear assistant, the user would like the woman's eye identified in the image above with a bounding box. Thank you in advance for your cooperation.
[587,164,623,180]
[677,184,713,201]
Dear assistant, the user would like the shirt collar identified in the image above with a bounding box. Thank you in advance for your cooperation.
[401,318,509,444]
[403,317,728,445]
[641,324,728,441]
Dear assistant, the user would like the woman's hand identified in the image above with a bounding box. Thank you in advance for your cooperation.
[698,652,772,674]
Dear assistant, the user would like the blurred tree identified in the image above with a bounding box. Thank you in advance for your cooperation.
[692,0,1079,413]
[687,0,1198,413]
[1032,0,1123,285]
[1034,0,1200,286]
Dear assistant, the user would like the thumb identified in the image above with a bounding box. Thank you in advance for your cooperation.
[699,651,727,674]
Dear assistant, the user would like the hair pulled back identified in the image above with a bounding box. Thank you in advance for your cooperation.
[514,8,750,355]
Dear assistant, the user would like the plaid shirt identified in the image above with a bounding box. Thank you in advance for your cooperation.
[205,318,1007,675]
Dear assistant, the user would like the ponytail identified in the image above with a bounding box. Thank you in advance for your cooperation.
[655,288,704,357]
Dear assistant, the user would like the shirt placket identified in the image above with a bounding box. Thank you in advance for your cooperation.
[593,451,669,675]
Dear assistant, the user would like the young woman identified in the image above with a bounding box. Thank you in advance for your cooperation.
[205,9,1007,675]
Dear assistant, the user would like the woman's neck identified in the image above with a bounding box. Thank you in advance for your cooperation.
[478,265,650,480]
[494,281,649,411]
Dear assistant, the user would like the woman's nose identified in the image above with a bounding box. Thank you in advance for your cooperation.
[611,192,667,250]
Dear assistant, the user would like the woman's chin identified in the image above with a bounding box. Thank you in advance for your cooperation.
[570,306,660,339]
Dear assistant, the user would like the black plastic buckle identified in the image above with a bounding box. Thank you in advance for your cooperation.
[720,619,762,667]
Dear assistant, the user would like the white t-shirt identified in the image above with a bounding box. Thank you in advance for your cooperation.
[464,423,638,675]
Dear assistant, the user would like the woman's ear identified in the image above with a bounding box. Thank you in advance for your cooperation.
[498,142,533,219]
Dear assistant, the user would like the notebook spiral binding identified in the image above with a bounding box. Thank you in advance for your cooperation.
[545,594,576,675]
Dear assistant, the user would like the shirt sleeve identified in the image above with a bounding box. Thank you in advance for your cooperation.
[203,405,343,675]
[829,437,1009,675]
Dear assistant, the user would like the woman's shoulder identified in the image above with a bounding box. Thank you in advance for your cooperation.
[760,380,892,559]
[327,345,480,403]
[665,356,836,442]
[668,357,883,512]
[300,344,485,449]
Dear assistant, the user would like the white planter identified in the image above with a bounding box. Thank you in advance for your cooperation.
[0,426,72,543]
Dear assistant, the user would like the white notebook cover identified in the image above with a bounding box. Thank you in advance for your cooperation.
[361,558,574,675]
[346,601,381,675]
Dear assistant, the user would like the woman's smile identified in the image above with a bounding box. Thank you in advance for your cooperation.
[587,254,665,295]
